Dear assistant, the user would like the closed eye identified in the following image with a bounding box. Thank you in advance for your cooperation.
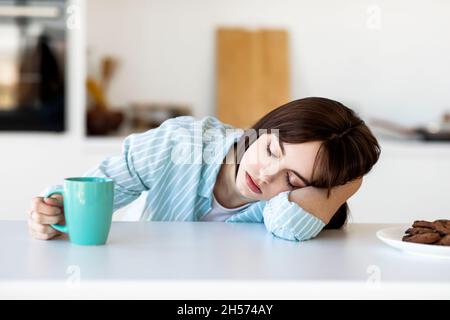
[266,143,275,157]
[285,172,295,189]
[267,143,300,189]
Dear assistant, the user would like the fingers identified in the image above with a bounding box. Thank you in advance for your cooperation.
[30,229,60,241]
[31,197,63,216]
[27,219,61,240]
[29,209,64,225]
[43,196,63,207]
[28,196,65,241]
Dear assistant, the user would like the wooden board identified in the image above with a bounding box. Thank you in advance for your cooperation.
[216,28,290,129]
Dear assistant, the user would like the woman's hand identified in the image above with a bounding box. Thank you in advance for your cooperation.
[27,195,65,240]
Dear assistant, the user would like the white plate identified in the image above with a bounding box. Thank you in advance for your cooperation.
[376,226,450,258]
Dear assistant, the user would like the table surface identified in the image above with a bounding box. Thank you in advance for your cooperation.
[1,221,450,283]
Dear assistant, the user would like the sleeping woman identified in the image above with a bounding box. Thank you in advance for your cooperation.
[28,97,380,241]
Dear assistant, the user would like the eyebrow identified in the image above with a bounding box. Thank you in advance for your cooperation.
[278,140,312,186]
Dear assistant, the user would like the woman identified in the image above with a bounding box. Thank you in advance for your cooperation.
[28,97,380,241]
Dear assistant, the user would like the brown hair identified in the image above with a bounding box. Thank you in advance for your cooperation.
[234,97,381,229]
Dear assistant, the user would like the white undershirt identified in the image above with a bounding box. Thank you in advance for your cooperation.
[200,194,251,222]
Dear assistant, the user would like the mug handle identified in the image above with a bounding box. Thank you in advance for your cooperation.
[44,187,68,234]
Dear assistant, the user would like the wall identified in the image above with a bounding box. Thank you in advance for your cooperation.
[349,140,450,223]
[87,0,450,125]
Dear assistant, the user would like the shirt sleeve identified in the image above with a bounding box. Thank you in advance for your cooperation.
[262,190,326,241]
[82,117,183,213]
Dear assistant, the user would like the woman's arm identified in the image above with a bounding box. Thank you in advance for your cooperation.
[82,117,184,212]
[288,177,363,224]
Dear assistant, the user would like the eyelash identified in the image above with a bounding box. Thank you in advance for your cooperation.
[285,173,295,189]
[266,144,295,189]
[266,143,274,158]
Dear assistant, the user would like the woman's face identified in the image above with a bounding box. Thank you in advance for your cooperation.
[235,133,322,201]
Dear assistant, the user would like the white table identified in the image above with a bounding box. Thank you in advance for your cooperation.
[1,221,449,299]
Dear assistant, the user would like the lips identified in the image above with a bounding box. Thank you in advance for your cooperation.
[246,172,262,194]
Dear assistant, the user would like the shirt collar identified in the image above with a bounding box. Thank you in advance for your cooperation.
[197,128,244,199]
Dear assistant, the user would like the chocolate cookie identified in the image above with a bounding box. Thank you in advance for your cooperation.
[405,227,435,235]
[402,232,441,244]
[412,220,434,229]
[436,235,450,246]
[432,220,450,236]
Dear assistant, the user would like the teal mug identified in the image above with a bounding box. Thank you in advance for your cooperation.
[44,177,115,246]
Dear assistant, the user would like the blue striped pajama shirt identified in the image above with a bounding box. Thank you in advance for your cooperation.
[80,116,326,241]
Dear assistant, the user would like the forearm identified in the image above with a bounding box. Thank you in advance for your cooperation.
[288,177,363,223]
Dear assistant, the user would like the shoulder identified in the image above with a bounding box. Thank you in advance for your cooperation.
[123,116,239,164]
[148,116,233,140]
[167,115,233,132]
[123,116,206,144]
[164,116,239,148]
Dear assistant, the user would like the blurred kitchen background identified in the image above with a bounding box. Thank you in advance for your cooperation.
[1,0,450,222]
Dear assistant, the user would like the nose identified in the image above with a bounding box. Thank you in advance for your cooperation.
[259,165,278,184]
